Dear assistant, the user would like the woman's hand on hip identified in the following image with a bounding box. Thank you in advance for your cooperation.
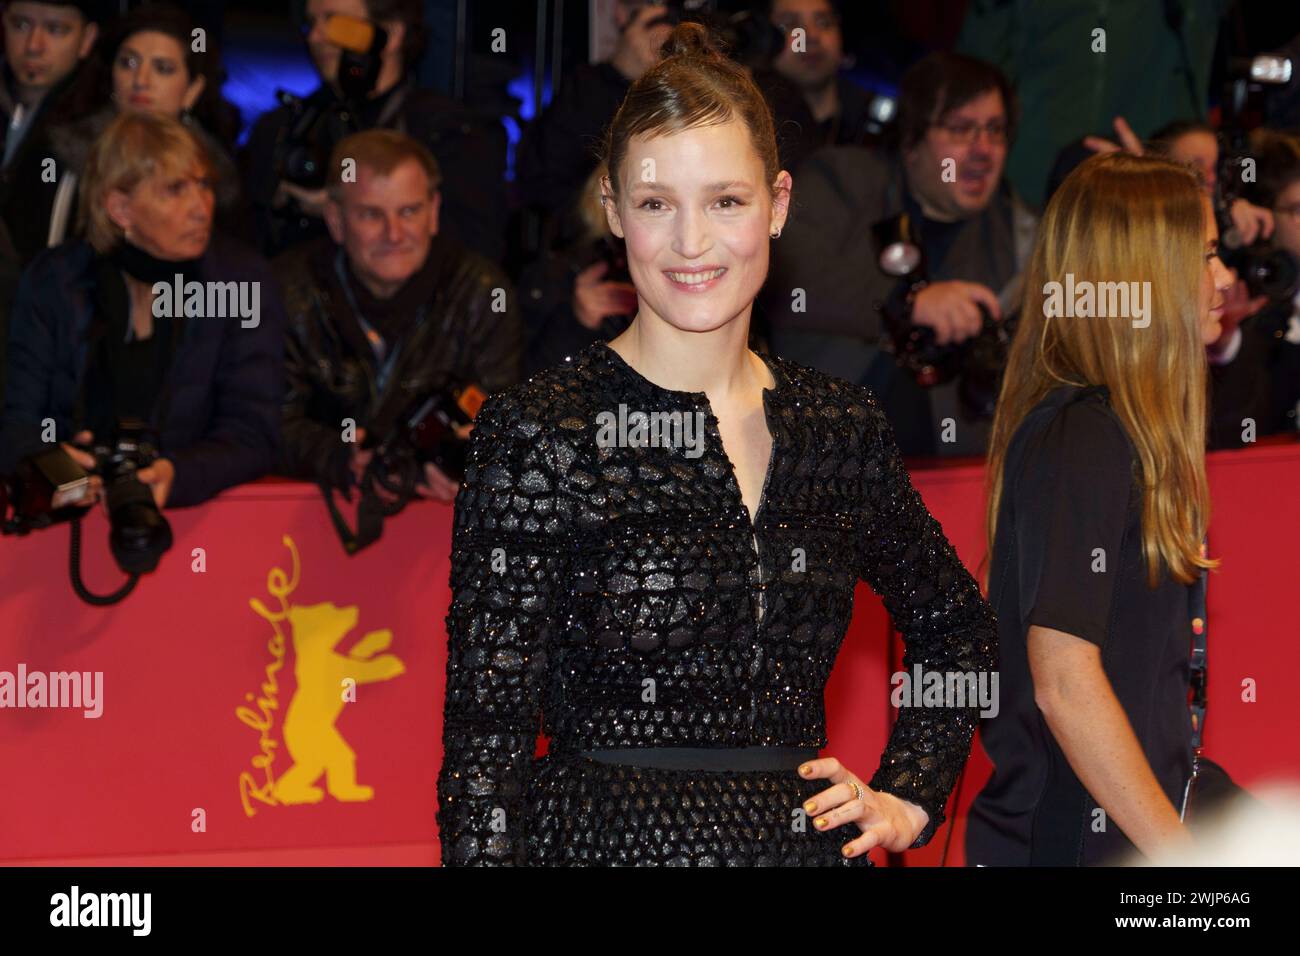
[798,755,930,857]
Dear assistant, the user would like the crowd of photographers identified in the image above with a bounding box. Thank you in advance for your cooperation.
[0,0,1298,576]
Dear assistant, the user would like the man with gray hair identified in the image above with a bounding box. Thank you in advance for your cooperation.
[276,129,520,525]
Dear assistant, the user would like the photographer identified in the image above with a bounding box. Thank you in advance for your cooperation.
[276,129,520,510]
[765,52,1036,456]
[1209,128,1300,445]
[0,111,285,509]
[754,0,879,171]
[241,0,506,261]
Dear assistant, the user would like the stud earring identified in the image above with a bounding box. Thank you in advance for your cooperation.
[770,227,782,239]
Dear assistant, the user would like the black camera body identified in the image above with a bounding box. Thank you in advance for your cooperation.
[1216,53,1299,302]
[273,90,355,191]
[88,420,173,575]
[1221,242,1299,300]
[1,420,173,594]
[371,381,486,502]
[873,213,1015,421]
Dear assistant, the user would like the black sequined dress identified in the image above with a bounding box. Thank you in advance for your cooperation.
[436,341,997,865]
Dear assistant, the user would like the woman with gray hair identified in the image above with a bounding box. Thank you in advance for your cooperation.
[0,111,283,509]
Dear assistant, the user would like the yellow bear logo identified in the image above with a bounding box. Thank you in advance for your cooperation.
[271,601,406,805]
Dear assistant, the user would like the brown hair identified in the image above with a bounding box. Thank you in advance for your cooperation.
[896,52,1018,153]
[601,21,780,201]
[1247,128,1300,207]
[80,111,215,254]
[327,128,442,201]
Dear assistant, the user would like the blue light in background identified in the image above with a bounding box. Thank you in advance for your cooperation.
[217,38,555,183]
[222,45,320,145]
[504,67,550,182]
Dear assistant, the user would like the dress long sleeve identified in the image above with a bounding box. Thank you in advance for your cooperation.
[854,395,998,849]
[435,393,573,865]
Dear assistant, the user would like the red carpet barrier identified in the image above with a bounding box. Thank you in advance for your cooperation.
[1,442,1296,866]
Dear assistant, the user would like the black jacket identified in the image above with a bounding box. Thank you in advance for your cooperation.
[515,61,630,217]
[275,234,522,490]
[0,61,96,265]
[754,70,884,174]
[0,234,286,507]
[436,340,998,864]
[1209,300,1300,448]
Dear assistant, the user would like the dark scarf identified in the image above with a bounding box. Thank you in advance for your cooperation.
[82,241,198,433]
[337,241,443,351]
[111,238,203,287]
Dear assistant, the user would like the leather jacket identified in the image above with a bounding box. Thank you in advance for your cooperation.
[275,234,522,490]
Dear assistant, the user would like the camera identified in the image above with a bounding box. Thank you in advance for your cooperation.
[1220,243,1299,300]
[273,90,347,190]
[371,381,487,501]
[873,212,1014,420]
[2,420,172,602]
[91,420,173,576]
[1216,53,1299,302]
[273,12,388,190]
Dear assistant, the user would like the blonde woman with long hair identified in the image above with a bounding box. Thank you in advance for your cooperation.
[965,151,1233,866]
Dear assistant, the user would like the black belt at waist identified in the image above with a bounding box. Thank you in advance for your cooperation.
[578,746,818,771]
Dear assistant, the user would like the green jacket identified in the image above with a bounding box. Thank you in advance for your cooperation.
[957,0,1231,208]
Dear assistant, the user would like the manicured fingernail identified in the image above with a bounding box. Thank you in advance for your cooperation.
[843,847,854,857]
[803,801,815,813]
[814,817,826,828]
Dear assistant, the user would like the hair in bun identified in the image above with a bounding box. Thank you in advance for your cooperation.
[601,20,780,202]
[658,19,726,62]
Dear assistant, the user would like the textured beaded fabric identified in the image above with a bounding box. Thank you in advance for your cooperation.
[436,340,998,866]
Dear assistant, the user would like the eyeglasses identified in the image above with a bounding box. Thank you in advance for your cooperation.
[934,119,1008,146]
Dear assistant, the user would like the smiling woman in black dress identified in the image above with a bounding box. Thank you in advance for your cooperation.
[435,22,997,866]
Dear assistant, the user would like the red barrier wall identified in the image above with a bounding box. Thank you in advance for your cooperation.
[2,442,1296,866]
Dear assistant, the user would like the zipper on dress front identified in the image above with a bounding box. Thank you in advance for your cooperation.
[748,390,774,634]
[746,395,777,735]
[752,391,777,631]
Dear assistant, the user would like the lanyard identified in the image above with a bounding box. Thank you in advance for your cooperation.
[332,247,427,394]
